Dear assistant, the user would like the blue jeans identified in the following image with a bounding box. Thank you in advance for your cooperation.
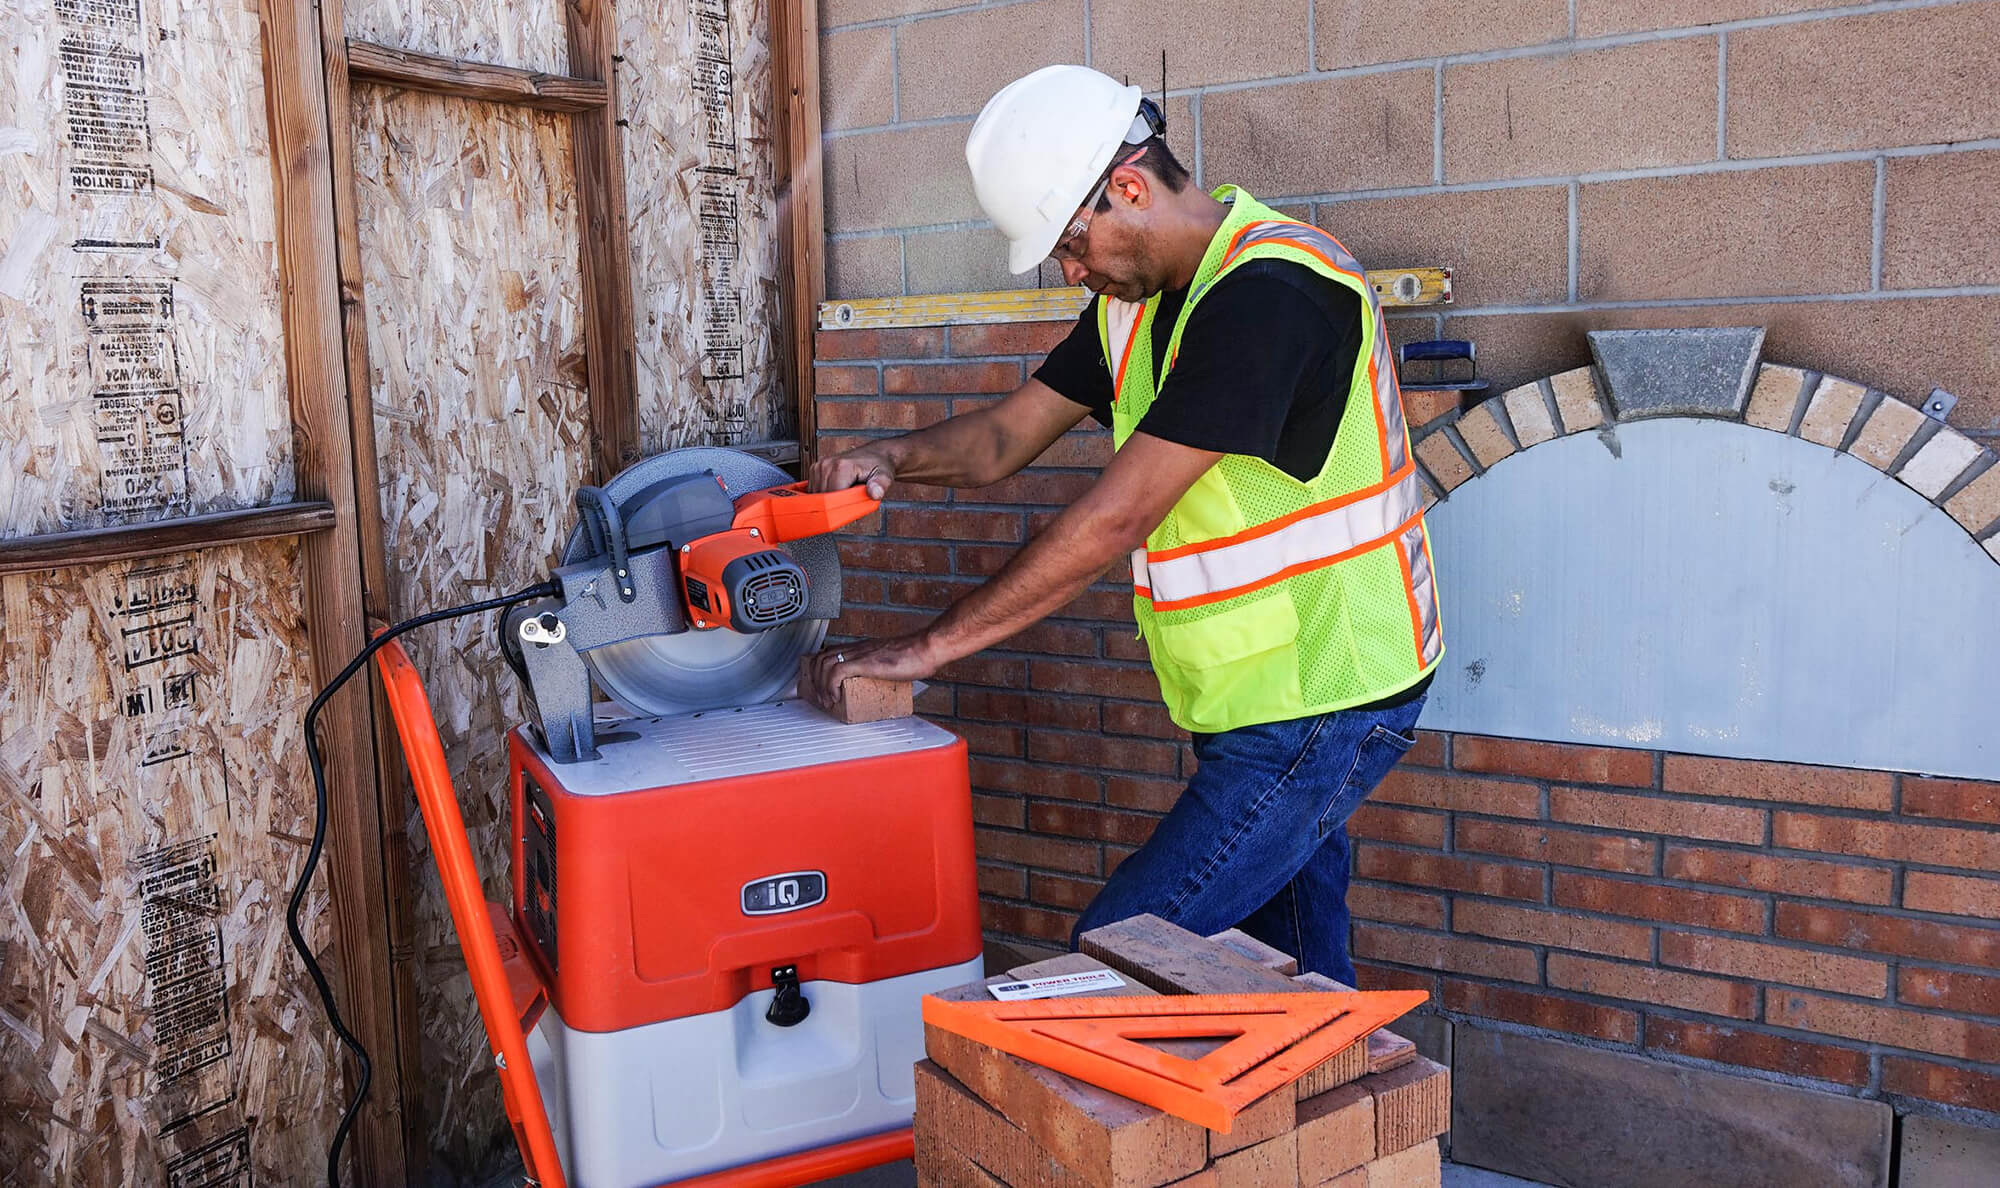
[1071,695,1426,985]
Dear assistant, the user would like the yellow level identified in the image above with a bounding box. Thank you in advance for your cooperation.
[818,267,1453,331]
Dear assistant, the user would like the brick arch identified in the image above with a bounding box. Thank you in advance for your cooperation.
[1405,348,2000,565]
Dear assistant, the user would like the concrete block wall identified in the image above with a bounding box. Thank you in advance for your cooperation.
[813,323,2000,1144]
[818,0,2000,437]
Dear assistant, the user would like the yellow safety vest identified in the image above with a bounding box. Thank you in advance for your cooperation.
[1102,187,1443,734]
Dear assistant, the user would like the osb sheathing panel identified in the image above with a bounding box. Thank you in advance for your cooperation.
[0,540,342,1186]
[0,0,294,537]
[620,0,789,449]
[343,0,569,77]
[350,84,592,1182]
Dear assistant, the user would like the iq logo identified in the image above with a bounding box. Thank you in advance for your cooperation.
[741,870,827,916]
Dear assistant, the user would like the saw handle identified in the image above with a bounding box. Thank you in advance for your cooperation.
[731,481,880,543]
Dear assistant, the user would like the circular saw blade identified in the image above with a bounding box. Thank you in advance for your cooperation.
[565,447,837,716]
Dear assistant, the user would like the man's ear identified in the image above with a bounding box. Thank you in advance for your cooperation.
[1109,164,1152,209]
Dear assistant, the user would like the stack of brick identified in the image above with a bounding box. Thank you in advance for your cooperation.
[915,916,1450,1188]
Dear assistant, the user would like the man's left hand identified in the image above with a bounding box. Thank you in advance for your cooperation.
[800,632,942,711]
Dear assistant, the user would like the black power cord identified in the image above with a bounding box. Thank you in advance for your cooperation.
[287,579,560,1187]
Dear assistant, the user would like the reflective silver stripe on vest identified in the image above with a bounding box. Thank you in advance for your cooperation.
[1137,467,1425,607]
[1104,297,1144,391]
[1399,519,1443,666]
[1222,221,1410,477]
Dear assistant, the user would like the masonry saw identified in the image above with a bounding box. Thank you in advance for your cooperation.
[294,446,983,1188]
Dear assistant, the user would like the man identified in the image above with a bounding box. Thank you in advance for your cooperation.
[799,64,1441,984]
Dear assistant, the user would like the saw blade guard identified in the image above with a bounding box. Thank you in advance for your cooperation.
[561,447,845,719]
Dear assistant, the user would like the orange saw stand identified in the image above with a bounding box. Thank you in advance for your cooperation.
[372,636,919,1188]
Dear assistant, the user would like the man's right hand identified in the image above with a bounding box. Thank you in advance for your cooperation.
[809,446,896,499]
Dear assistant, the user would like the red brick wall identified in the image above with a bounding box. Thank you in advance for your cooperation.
[816,323,2000,1120]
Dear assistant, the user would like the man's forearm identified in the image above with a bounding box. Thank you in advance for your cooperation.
[872,411,1014,489]
[922,501,1141,662]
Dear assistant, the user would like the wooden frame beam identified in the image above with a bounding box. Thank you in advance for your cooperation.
[0,503,335,574]
[346,40,609,111]
[260,0,410,1182]
[564,0,642,480]
[770,0,825,468]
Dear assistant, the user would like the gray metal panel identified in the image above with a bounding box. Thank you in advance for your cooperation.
[1420,418,2000,780]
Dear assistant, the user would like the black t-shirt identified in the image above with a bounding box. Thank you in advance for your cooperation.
[1032,259,1363,481]
[1035,257,1433,711]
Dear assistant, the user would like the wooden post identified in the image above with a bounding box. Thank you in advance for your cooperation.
[565,0,642,480]
[258,0,410,1182]
[313,7,435,1179]
[770,0,825,467]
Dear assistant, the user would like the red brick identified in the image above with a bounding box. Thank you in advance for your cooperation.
[885,507,1025,542]
[1353,962,1439,996]
[1105,774,1182,813]
[1453,736,1653,787]
[1905,871,2000,920]
[1645,1019,1870,1087]
[1882,1057,2000,1113]
[1294,1084,1374,1180]
[971,792,1025,828]
[1102,702,1182,740]
[1373,769,1540,818]
[1777,902,2000,969]
[1551,787,1765,844]
[1547,953,1756,1019]
[952,543,1018,578]
[1663,845,1892,906]
[1768,990,2000,1062]
[814,364,879,395]
[1441,980,1638,1042]
[1349,883,1448,929]
[1899,968,2000,1017]
[1659,931,1887,997]
[1349,804,1447,849]
[962,471,1098,507]
[1903,775,2000,826]
[1454,900,1652,961]
[970,758,1102,803]
[1663,756,1893,811]
[975,828,1100,875]
[1454,819,1655,874]
[815,433,877,458]
[841,574,886,605]
[1058,589,1140,622]
[1773,812,2000,872]
[1103,845,1137,876]
[816,327,944,359]
[947,720,1024,758]
[982,900,1078,944]
[947,321,1071,357]
[938,655,1029,689]
[838,537,950,572]
[1554,873,1764,933]
[1030,660,1162,701]
[1360,1057,1450,1157]
[1000,621,1102,660]
[1029,731,1180,776]
[977,863,1028,899]
[884,576,974,609]
[914,683,953,715]
[1355,847,1544,902]
[1028,872,1105,912]
[1028,803,1160,847]
[1104,632,1150,662]
[817,397,950,431]
[1352,923,1539,982]
[1405,731,1446,768]
[830,606,932,639]
[884,361,1021,395]
[958,689,1099,731]
[1401,388,1464,428]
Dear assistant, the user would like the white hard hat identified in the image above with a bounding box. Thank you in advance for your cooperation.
[966,65,1152,275]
